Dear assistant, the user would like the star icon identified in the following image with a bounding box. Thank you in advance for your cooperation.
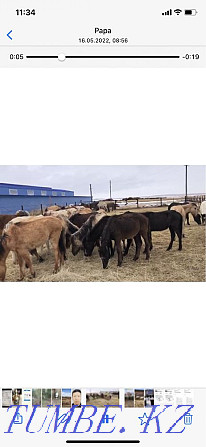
[138,413,149,426]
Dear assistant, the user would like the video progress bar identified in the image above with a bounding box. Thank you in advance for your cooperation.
[26,55,180,59]
[66,441,140,444]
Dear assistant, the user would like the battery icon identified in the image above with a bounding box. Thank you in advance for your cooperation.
[184,9,198,15]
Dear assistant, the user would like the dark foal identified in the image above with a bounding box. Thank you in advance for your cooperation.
[99,212,150,269]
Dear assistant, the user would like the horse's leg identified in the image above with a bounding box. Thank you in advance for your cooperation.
[140,230,150,260]
[177,227,183,250]
[11,251,18,265]
[109,240,115,257]
[116,240,123,267]
[167,227,175,251]
[182,212,186,237]
[16,254,25,281]
[18,250,35,279]
[123,238,132,256]
[50,232,61,273]
[143,229,153,253]
[133,234,142,261]
[30,248,44,263]
[149,229,153,251]
[186,212,190,225]
[52,244,60,273]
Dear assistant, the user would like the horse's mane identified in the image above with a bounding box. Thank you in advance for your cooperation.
[0,236,6,257]
[101,217,114,246]
[86,216,110,241]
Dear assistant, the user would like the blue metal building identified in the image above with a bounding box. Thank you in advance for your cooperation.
[0,183,90,214]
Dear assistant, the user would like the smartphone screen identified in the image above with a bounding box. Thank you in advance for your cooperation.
[0,1,205,446]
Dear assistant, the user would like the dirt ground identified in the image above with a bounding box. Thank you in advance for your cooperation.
[3,207,206,282]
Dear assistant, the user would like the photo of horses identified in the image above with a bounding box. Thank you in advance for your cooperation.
[86,389,119,407]
[135,389,145,407]
[0,165,205,282]
[125,389,135,407]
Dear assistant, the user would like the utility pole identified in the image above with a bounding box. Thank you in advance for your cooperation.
[185,165,188,201]
[89,184,93,202]
[109,180,112,199]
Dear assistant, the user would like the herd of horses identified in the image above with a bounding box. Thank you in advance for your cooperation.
[0,200,205,281]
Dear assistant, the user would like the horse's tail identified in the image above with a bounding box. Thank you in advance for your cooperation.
[59,229,66,258]
[179,213,183,237]
[147,222,152,250]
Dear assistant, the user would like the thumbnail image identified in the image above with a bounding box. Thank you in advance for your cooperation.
[2,389,12,408]
[62,389,71,408]
[124,389,135,407]
[42,389,52,407]
[72,389,82,407]
[12,388,22,405]
[154,389,165,404]
[144,389,154,407]
[135,389,144,408]
[32,388,41,406]
[22,389,32,405]
[165,389,175,404]
[86,389,119,407]
[52,389,61,406]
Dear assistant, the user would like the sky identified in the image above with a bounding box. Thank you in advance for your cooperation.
[0,165,205,199]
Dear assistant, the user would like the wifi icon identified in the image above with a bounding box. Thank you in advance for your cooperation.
[174,9,182,15]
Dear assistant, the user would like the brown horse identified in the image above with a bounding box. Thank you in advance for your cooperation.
[99,212,150,268]
[0,216,66,281]
[0,211,29,236]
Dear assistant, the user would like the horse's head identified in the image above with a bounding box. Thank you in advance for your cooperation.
[84,237,95,257]
[99,243,110,269]
[71,234,82,256]
[194,213,202,225]
[190,204,198,216]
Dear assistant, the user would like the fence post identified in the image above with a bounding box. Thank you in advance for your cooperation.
[160,198,163,207]
[136,199,139,208]
[40,204,43,215]
[21,205,23,210]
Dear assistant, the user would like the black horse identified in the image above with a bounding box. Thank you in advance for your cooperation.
[99,212,150,268]
[168,202,201,225]
[83,216,113,256]
[141,210,183,251]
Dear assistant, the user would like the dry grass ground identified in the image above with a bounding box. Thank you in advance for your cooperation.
[4,207,206,282]
[86,396,119,407]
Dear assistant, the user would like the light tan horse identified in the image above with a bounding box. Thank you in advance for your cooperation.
[0,216,65,281]
[171,203,198,235]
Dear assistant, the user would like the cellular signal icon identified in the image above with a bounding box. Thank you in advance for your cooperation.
[174,9,182,15]
[162,9,172,15]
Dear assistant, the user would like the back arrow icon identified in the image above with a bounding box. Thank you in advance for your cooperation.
[7,30,13,40]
